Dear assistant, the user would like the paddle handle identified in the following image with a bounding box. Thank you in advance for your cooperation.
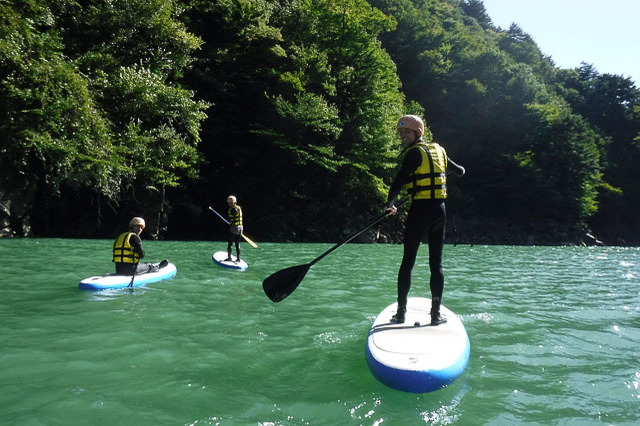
[309,197,409,267]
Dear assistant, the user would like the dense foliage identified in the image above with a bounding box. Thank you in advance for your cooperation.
[1,0,639,244]
[1,0,208,235]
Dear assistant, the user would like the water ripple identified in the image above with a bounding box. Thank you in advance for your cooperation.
[0,240,638,424]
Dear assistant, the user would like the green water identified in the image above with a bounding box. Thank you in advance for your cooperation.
[1,239,638,425]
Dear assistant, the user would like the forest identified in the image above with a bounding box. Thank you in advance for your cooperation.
[1,0,639,245]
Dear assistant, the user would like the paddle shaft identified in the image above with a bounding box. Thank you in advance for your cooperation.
[308,197,410,267]
[261,197,409,302]
[209,206,230,225]
[310,214,388,267]
[127,260,138,288]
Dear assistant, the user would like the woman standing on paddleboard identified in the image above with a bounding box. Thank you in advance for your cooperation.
[226,195,244,262]
[384,115,465,325]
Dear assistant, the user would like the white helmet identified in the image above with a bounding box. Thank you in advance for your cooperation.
[129,217,145,230]
[397,115,424,137]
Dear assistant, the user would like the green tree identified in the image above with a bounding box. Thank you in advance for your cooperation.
[179,0,404,240]
[562,64,640,240]
[1,1,115,222]
[55,0,208,191]
[524,104,604,228]
[0,0,208,236]
[461,0,493,29]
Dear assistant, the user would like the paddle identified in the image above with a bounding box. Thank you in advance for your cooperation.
[127,260,138,288]
[262,197,409,302]
[208,206,258,248]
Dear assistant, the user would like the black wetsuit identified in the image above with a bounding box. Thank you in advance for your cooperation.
[228,231,241,259]
[386,141,465,311]
[227,205,242,260]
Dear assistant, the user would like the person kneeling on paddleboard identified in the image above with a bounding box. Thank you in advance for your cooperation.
[226,195,243,262]
[384,115,465,326]
[113,217,167,275]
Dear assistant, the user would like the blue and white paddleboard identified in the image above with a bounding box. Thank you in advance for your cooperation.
[212,251,248,271]
[78,262,177,290]
[365,297,470,393]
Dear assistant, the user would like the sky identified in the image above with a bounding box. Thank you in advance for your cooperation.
[481,0,640,85]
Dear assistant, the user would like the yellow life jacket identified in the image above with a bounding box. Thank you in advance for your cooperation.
[228,205,243,226]
[112,232,140,263]
[405,141,448,200]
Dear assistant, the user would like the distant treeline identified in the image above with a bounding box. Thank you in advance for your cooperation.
[1,0,639,245]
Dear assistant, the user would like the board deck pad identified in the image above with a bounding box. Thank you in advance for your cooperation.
[212,251,248,271]
[79,262,177,290]
[365,297,470,393]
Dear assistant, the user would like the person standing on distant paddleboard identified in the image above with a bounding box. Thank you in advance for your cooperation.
[226,195,243,262]
[113,217,165,275]
[385,115,465,325]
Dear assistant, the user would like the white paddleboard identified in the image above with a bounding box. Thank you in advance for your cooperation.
[365,297,470,393]
[212,251,248,271]
[79,262,177,290]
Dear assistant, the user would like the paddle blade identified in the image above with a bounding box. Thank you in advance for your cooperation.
[262,263,311,302]
[241,233,258,249]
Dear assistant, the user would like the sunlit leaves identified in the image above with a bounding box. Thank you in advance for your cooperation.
[0,0,208,207]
